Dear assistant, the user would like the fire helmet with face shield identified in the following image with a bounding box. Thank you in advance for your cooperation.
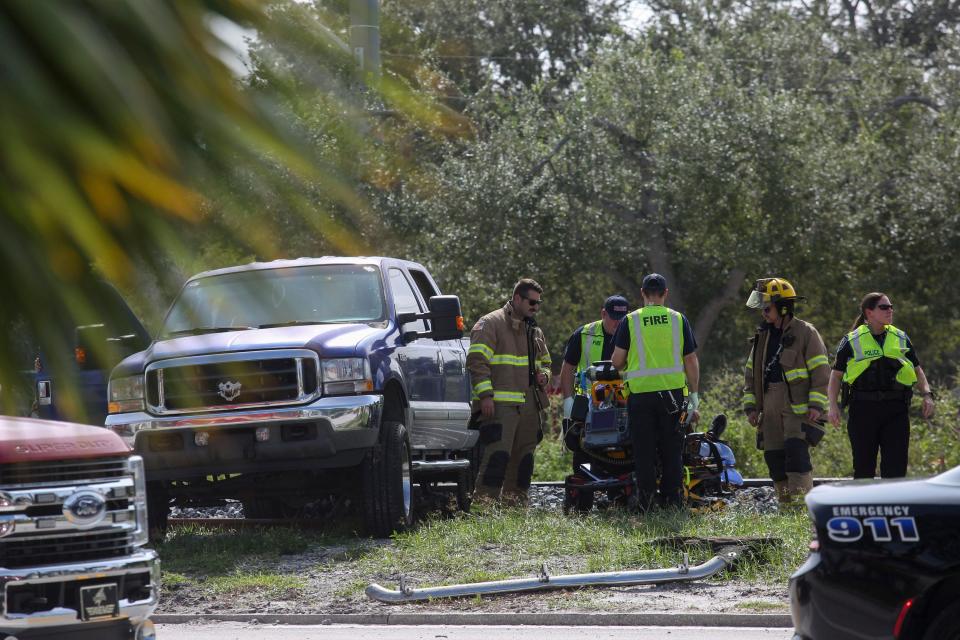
[745,278,800,309]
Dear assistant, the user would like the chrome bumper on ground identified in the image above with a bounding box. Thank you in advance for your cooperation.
[0,548,159,632]
[105,394,383,446]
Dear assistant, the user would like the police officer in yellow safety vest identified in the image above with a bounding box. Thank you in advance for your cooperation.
[742,278,829,505]
[466,278,552,505]
[611,274,699,512]
[826,292,935,479]
[559,295,631,418]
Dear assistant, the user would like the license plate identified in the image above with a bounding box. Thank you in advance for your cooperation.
[80,583,119,621]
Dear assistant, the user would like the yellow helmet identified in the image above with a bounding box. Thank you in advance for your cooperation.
[746,277,799,309]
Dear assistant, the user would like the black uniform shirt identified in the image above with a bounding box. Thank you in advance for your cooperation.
[562,324,616,368]
[833,331,920,391]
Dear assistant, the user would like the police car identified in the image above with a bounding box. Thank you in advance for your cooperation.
[790,467,960,639]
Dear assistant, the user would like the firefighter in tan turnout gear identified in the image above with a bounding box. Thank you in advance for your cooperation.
[742,278,830,505]
[467,278,551,505]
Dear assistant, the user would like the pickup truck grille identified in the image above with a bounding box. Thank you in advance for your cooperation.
[145,349,320,415]
[0,457,128,487]
[2,530,132,568]
[0,456,142,569]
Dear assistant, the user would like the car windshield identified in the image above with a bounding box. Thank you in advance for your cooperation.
[160,264,386,338]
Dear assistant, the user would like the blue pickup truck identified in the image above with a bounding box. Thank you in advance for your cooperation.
[104,257,477,537]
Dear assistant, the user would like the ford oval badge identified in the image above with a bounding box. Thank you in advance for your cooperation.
[63,490,107,526]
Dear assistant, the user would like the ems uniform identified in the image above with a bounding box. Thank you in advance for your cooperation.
[743,317,829,500]
[834,324,919,479]
[615,305,697,510]
[467,303,551,503]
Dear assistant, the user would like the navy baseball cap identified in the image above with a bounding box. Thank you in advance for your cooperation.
[603,295,630,320]
[641,273,667,293]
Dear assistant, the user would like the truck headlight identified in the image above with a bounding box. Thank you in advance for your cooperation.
[321,358,373,395]
[108,375,145,414]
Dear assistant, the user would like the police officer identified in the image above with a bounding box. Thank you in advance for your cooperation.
[826,292,935,478]
[611,274,699,511]
[559,295,630,418]
[466,278,552,505]
[742,278,829,505]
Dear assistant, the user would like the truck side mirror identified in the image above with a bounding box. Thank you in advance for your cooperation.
[425,295,464,341]
[396,295,465,342]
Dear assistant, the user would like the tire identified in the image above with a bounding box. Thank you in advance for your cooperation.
[146,481,169,543]
[363,421,414,537]
[923,600,960,640]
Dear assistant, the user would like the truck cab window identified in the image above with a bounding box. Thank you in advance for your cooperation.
[389,269,427,333]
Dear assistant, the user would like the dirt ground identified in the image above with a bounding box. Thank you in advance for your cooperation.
[157,487,791,616]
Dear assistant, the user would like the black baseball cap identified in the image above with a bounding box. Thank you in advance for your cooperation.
[603,295,630,320]
[641,273,667,293]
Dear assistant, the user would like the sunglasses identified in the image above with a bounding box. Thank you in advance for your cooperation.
[875,303,894,311]
[522,295,543,306]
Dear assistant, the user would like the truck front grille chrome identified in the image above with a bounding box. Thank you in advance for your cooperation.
[146,349,321,415]
[365,549,741,603]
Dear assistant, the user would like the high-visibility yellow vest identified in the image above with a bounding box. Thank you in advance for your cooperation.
[843,324,917,387]
[622,305,686,393]
[578,321,606,372]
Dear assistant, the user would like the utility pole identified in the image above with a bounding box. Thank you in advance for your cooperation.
[349,0,380,79]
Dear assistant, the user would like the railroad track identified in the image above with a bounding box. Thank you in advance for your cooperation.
[166,478,848,529]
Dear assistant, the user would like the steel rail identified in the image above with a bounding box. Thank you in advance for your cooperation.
[365,547,742,603]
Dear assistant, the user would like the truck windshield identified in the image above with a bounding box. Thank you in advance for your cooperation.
[161,264,386,338]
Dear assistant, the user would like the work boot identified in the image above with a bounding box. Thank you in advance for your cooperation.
[774,480,792,505]
[784,472,813,511]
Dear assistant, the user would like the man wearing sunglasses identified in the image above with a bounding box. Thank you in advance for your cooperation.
[826,292,935,479]
[467,278,552,505]
[742,277,830,507]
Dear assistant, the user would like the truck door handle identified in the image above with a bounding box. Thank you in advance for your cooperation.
[436,352,444,374]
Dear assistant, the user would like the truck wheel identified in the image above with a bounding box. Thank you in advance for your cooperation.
[923,601,960,639]
[146,481,169,542]
[363,421,414,537]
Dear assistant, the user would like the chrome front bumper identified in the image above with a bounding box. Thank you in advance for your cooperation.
[105,394,383,447]
[0,548,159,632]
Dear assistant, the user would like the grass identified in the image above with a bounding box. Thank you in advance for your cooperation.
[346,504,812,587]
[157,506,813,606]
[206,572,307,596]
[156,523,358,574]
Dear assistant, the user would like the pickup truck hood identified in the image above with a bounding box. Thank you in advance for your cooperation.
[145,324,384,364]
[0,416,130,463]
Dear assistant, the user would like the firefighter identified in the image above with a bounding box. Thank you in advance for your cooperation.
[742,278,829,505]
[611,274,700,511]
[826,292,935,478]
[466,278,552,505]
[559,294,630,418]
